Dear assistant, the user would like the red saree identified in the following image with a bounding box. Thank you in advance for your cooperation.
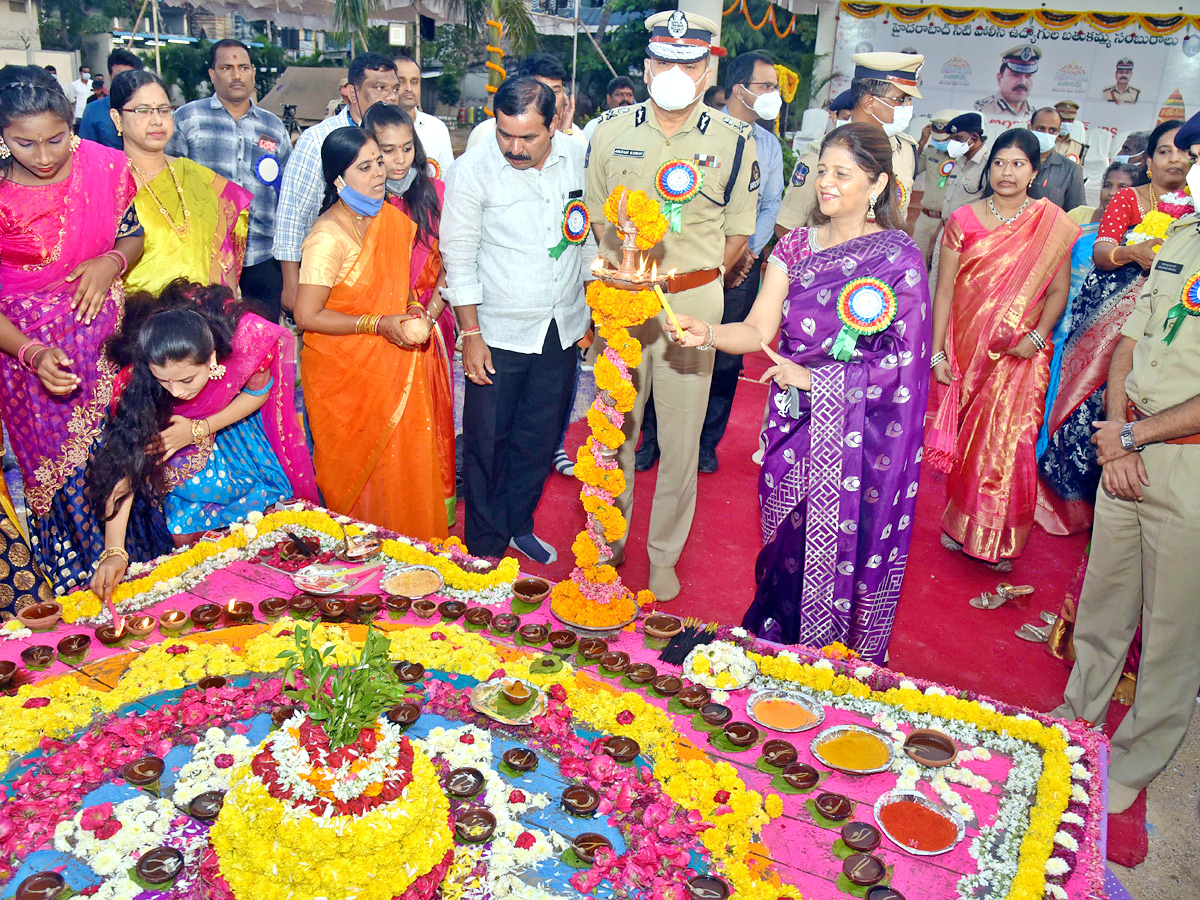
[926,199,1079,562]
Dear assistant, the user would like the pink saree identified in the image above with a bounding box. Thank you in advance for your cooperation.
[926,199,1079,562]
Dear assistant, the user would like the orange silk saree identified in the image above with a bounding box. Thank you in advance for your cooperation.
[301,203,455,539]
[926,199,1079,562]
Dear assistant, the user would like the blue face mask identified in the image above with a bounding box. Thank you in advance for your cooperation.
[931,138,950,152]
[338,183,384,217]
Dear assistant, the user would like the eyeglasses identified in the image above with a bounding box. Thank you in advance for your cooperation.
[122,106,174,118]
[876,94,913,108]
[742,82,779,92]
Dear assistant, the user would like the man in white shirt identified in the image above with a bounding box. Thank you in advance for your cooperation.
[393,52,455,177]
[442,77,589,565]
[464,53,587,154]
[582,75,636,140]
[70,65,91,127]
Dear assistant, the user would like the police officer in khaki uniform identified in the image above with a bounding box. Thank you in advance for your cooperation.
[912,108,957,264]
[929,112,988,290]
[1054,112,1200,814]
[976,45,1040,118]
[775,52,921,236]
[1054,99,1087,164]
[1103,59,1140,105]
[586,10,759,600]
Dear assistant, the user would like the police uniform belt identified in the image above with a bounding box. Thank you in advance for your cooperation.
[665,268,721,293]
[1127,401,1200,445]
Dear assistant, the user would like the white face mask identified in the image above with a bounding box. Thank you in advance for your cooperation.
[742,85,782,121]
[1114,154,1131,164]
[81,73,90,83]
[648,64,704,112]
[1187,164,1200,206]
[874,101,913,137]
[1034,131,1056,154]
[947,139,971,159]
[1058,124,1071,136]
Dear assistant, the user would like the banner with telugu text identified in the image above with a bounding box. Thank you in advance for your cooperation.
[831,3,1200,148]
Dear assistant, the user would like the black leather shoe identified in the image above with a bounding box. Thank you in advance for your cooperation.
[634,439,659,472]
[698,446,719,474]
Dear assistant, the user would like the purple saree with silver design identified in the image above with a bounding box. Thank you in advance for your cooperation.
[742,227,930,663]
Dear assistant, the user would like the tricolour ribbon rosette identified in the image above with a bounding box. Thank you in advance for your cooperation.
[832,276,898,361]
[550,199,591,259]
[1163,271,1200,344]
[654,159,702,232]
[938,158,955,188]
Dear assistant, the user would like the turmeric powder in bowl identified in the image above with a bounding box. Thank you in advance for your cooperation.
[813,728,892,773]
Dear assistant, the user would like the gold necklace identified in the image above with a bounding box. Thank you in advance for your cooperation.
[130,161,191,237]
[1148,183,1158,211]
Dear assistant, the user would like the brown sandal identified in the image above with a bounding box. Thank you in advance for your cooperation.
[969,582,1034,610]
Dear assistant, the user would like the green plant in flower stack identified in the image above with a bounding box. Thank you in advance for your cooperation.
[277,625,409,748]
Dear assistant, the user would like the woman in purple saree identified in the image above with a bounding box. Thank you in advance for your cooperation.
[672,124,930,662]
[0,65,172,592]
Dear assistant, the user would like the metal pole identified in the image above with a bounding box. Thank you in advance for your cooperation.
[151,0,161,75]
[571,0,579,95]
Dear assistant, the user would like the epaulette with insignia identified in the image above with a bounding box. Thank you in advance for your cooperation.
[895,131,917,146]
[602,105,637,122]
[635,106,647,127]
[696,111,710,134]
[717,114,750,135]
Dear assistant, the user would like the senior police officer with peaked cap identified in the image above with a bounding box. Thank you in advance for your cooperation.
[976,44,1040,118]
[776,50,922,236]
[586,8,759,601]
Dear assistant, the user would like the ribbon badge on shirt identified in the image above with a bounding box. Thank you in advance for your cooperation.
[832,277,898,361]
[1163,271,1200,344]
[256,154,282,193]
[427,159,442,180]
[550,199,590,259]
[938,158,955,188]
[655,159,702,233]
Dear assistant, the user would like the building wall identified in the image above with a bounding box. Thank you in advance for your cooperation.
[0,0,41,52]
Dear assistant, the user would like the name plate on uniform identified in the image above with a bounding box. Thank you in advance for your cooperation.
[613,148,645,158]
[1154,260,1183,274]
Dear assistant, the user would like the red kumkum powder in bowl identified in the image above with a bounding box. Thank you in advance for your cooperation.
[877,800,959,853]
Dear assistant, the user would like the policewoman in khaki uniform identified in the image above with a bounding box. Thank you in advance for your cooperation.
[912,108,958,264]
[1055,113,1200,814]
[776,52,920,235]
[586,10,758,600]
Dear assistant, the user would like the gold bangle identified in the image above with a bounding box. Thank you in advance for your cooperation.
[96,547,130,567]
[190,418,206,445]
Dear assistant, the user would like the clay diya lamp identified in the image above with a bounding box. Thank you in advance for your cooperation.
[222,600,254,626]
[94,621,128,647]
[136,846,184,886]
[685,875,731,900]
[125,615,156,638]
[577,638,608,664]
[501,679,534,708]
[815,791,853,822]
[257,597,288,621]
[16,601,62,633]
[21,645,55,672]
[643,613,683,650]
[412,598,438,619]
[14,871,66,900]
[438,599,467,622]
[350,594,381,623]
[445,767,485,799]
[601,736,640,764]
[625,662,657,685]
[123,755,165,795]
[866,887,906,900]
[190,603,222,629]
[384,595,411,620]
[561,784,600,817]
[198,675,227,690]
[780,762,821,791]
[393,661,426,684]
[464,607,493,631]
[490,613,520,635]
[502,746,538,774]
[271,705,301,728]
[841,822,882,854]
[278,537,320,562]
[650,674,682,697]
[286,595,317,620]
[548,629,577,656]
[761,739,797,769]
[0,659,17,690]
[511,576,551,613]
[571,832,613,865]
[188,790,226,821]
[315,596,347,622]
[677,684,711,710]
[903,729,958,768]
[843,853,886,888]
[159,609,189,632]
[598,650,630,676]
[723,721,759,749]
[517,623,549,647]
[454,808,497,844]
[385,703,421,730]
[56,633,91,666]
[700,703,732,727]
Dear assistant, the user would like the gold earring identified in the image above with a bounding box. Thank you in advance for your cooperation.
[209,361,226,380]
[0,139,10,160]
[866,193,878,222]
[69,134,81,153]
[115,123,122,137]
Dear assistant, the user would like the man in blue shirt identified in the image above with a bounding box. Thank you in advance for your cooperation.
[78,49,143,149]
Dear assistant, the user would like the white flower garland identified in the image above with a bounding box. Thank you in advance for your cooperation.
[172,727,256,807]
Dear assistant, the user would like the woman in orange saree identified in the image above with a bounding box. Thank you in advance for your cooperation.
[927,129,1078,573]
[295,127,454,539]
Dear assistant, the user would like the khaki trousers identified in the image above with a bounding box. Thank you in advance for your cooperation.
[614,281,722,568]
[1056,443,1200,790]
[911,212,942,268]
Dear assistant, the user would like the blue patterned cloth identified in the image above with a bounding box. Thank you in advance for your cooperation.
[164,382,292,534]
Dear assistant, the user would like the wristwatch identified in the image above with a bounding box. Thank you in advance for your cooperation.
[1119,421,1142,453]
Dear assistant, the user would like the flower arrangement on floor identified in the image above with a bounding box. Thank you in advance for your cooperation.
[551,188,667,629]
